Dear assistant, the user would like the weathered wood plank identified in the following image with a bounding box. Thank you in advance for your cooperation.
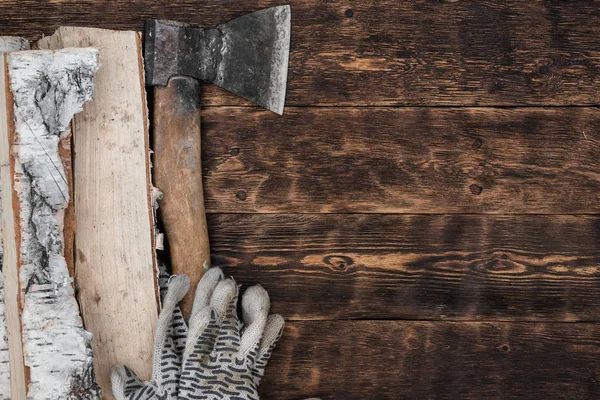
[261,320,600,400]
[202,107,600,214]
[38,28,160,399]
[209,213,600,322]
[3,1,600,106]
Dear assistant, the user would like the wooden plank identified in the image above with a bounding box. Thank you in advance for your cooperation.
[202,107,600,214]
[0,36,29,400]
[38,28,159,399]
[3,1,600,106]
[0,48,100,399]
[261,320,600,400]
[209,213,600,322]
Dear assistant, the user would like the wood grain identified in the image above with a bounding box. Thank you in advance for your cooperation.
[0,49,25,400]
[201,107,600,214]
[39,28,159,398]
[2,1,600,106]
[261,320,600,400]
[0,36,29,400]
[153,77,211,319]
[3,3,599,400]
[209,213,600,322]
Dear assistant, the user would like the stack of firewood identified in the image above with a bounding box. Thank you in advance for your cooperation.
[0,29,160,399]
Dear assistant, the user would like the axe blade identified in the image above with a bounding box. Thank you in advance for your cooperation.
[145,5,291,114]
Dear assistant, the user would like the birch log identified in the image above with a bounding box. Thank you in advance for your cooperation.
[0,48,100,398]
[0,36,29,400]
[39,28,160,398]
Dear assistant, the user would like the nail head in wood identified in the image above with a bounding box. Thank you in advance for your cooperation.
[470,184,483,195]
[236,190,247,201]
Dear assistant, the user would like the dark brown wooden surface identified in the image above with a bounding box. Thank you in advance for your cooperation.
[209,213,600,322]
[3,1,600,399]
[261,321,600,400]
[202,107,600,214]
[2,1,600,106]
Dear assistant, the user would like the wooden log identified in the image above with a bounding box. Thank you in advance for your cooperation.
[2,1,600,106]
[209,213,600,322]
[0,48,100,398]
[201,107,600,214]
[0,35,29,400]
[261,320,600,400]
[38,28,160,399]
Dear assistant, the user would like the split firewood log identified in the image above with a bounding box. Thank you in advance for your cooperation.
[0,46,100,399]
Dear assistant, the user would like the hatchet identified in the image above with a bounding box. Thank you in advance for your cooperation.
[144,6,291,317]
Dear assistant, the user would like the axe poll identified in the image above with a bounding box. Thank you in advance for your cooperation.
[144,6,291,317]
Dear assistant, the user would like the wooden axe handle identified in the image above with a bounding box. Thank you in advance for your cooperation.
[153,76,210,318]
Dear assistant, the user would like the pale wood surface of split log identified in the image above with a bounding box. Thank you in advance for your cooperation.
[0,41,25,400]
[0,35,29,400]
[39,28,159,399]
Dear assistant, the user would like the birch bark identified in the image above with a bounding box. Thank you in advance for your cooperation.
[0,47,100,399]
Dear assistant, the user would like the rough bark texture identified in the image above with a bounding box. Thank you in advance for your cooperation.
[0,34,29,400]
[0,37,28,53]
[1,48,100,399]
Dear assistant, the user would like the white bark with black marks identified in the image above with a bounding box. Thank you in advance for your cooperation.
[1,48,100,399]
[0,37,29,54]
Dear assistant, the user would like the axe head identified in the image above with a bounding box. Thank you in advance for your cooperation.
[145,5,291,114]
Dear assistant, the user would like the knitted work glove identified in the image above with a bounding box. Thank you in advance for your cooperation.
[111,274,190,399]
[178,268,285,399]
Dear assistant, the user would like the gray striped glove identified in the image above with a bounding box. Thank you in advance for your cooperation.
[178,268,285,400]
[111,274,190,400]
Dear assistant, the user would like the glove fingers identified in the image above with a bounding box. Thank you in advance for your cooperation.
[163,274,190,309]
[239,285,270,362]
[111,365,143,400]
[190,267,224,321]
[180,309,220,398]
[170,306,188,352]
[183,306,214,361]
[153,275,190,383]
[252,314,285,383]
[215,283,241,355]
[209,278,237,320]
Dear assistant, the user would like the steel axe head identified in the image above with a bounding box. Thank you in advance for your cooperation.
[144,5,291,115]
